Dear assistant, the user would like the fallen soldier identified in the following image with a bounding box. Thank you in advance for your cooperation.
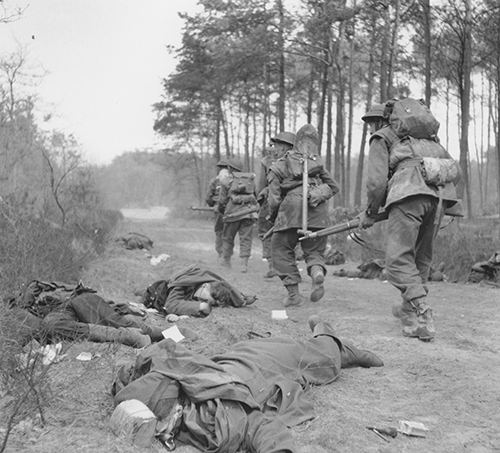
[112,315,383,452]
[115,232,154,250]
[142,264,257,317]
[7,280,163,348]
[468,251,500,285]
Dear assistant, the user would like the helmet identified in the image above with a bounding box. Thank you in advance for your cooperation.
[361,104,386,122]
[228,158,243,172]
[271,131,296,146]
[216,159,229,168]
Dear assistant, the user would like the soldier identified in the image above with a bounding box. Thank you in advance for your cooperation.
[267,124,339,306]
[205,159,239,261]
[359,101,460,342]
[256,131,296,279]
[217,159,258,273]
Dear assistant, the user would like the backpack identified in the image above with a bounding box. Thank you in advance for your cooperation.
[229,172,256,195]
[386,98,440,139]
[285,151,324,180]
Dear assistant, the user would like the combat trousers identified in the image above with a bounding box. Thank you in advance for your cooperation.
[257,209,273,260]
[271,228,327,286]
[222,218,255,260]
[385,195,439,302]
[214,213,224,256]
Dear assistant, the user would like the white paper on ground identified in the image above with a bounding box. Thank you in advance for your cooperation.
[271,310,288,320]
[162,325,185,342]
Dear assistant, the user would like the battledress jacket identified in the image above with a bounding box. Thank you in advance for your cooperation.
[205,176,221,207]
[366,126,459,216]
[113,329,343,452]
[217,181,258,223]
[267,152,339,232]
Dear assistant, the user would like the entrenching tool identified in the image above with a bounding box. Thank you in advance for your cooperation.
[222,206,259,221]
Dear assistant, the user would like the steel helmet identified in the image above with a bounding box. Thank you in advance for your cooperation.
[361,104,387,122]
[270,131,296,146]
[216,159,229,168]
[228,158,243,172]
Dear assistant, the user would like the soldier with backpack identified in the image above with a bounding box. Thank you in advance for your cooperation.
[359,99,461,342]
[218,159,259,272]
[267,124,339,306]
[256,131,296,279]
[205,159,242,261]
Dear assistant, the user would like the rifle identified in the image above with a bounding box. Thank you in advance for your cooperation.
[222,206,259,221]
[299,211,388,241]
[260,225,274,241]
[190,206,214,212]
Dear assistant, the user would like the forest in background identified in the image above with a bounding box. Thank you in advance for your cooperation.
[150,0,500,218]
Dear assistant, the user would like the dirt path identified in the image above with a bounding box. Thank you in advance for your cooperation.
[9,213,500,453]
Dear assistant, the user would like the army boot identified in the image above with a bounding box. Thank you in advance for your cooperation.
[88,325,151,348]
[283,284,306,307]
[402,298,436,342]
[392,300,417,326]
[340,342,384,368]
[263,260,277,279]
[221,257,231,269]
[240,257,249,273]
[310,265,325,302]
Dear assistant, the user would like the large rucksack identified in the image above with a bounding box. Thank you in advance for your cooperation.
[229,172,256,195]
[385,98,440,139]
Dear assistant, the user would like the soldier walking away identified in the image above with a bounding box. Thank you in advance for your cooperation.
[256,131,295,279]
[359,100,461,342]
[218,159,258,273]
[267,124,339,306]
[205,159,241,261]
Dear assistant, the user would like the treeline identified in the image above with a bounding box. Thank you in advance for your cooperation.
[0,49,119,296]
[153,0,500,217]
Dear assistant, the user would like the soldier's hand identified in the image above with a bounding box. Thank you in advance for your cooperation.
[359,211,376,229]
[199,302,212,315]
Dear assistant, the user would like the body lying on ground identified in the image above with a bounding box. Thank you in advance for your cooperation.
[141,264,256,317]
[7,280,162,348]
[112,315,383,453]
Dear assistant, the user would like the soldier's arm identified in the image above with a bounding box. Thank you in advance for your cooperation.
[318,167,340,197]
[217,183,229,214]
[365,137,390,216]
[266,170,282,221]
[163,287,209,317]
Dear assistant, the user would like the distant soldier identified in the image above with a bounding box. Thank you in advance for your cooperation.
[256,131,296,279]
[359,100,461,342]
[205,159,240,261]
[217,159,258,273]
[267,124,339,306]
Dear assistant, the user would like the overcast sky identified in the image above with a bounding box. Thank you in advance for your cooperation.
[0,0,199,165]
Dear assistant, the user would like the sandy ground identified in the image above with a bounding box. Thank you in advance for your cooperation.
[6,211,500,453]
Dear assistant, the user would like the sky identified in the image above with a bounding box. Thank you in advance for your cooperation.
[0,0,199,165]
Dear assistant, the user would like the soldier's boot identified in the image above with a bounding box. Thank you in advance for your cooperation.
[340,342,384,369]
[392,300,417,326]
[402,298,436,342]
[310,265,325,302]
[263,260,277,279]
[88,325,151,348]
[308,315,383,368]
[283,284,306,307]
[240,257,249,273]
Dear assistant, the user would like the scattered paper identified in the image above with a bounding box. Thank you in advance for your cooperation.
[398,420,429,437]
[162,325,185,343]
[150,253,171,266]
[76,352,93,361]
[40,342,63,365]
[271,310,288,320]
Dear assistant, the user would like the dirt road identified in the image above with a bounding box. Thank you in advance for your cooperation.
[9,213,500,452]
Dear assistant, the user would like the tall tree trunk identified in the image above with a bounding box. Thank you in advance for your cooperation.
[421,0,432,107]
[326,82,333,174]
[379,3,391,101]
[218,99,231,158]
[262,64,270,152]
[472,78,484,212]
[317,52,329,155]
[276,0,286,131]
[306,61,315,124]
[386,0,400,99]
[354,15,377,207]
[458,0,473,217]
[346,17,355,207]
